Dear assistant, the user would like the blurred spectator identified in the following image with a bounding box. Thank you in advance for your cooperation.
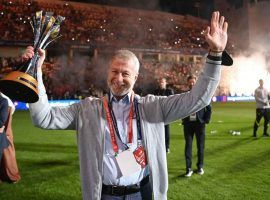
[253,79,270,137]
[182,75,212,177]
[154,77,174,153]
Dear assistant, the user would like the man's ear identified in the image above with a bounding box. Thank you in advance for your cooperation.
[134,73,139,81]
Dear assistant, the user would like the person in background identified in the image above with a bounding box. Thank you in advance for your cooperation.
[0,92,21,183]
[154,77,174,153]
[0,93,9,169]
[23,11,229,200]
[253,79,270,137]
[182,75,212,177]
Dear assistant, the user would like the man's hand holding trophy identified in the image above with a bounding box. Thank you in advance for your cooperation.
[0,11,65,103]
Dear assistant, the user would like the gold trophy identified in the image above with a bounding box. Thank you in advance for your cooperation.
[0,11,65,103]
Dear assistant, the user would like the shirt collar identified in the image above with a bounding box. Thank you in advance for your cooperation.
[109,91,132,105]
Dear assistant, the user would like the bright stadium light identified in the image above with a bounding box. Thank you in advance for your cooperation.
[220,52,270,96]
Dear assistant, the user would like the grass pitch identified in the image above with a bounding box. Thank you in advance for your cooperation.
[1,102,270,200]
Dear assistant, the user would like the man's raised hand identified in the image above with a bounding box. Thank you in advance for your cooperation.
[204,11,228,52]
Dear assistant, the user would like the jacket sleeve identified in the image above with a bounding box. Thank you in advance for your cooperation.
[29,70,78,130]
[158,58,221,124]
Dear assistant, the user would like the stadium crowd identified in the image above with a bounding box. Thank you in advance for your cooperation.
[0,0,210,52]
[0,0,233,99]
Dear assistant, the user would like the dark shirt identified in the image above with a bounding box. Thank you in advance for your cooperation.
[154,88,174,96]
[182,104,212,124]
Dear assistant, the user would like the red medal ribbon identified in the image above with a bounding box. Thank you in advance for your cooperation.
[103,93,134,155]
[103,97,118,153]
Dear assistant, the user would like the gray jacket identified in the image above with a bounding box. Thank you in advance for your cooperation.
[29,58,221,200]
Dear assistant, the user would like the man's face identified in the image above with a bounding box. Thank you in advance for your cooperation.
[188,78,196,90]
[107,58,138,97]
[259,79,264,87]
[159,78,167,89]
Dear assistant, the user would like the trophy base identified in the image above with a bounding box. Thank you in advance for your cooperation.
[0,71,39,103]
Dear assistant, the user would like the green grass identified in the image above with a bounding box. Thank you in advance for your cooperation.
[167,102,270,200]
[1,102,270,199]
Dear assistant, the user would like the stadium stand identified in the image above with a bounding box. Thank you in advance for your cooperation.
[0,0,234,98]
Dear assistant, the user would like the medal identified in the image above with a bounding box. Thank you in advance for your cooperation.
[133,146,147,168]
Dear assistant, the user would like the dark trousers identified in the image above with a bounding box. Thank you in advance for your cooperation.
[253,108,269,136]
[164,125,170,151]
[183,122,205,169]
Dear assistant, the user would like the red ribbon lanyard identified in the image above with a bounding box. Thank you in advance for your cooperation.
[103,94,134,154]
[103,98,118,153]
[127,98,134,144]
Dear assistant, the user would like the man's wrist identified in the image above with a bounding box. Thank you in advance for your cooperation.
[207,50,223,62]
[208,50,223,57]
